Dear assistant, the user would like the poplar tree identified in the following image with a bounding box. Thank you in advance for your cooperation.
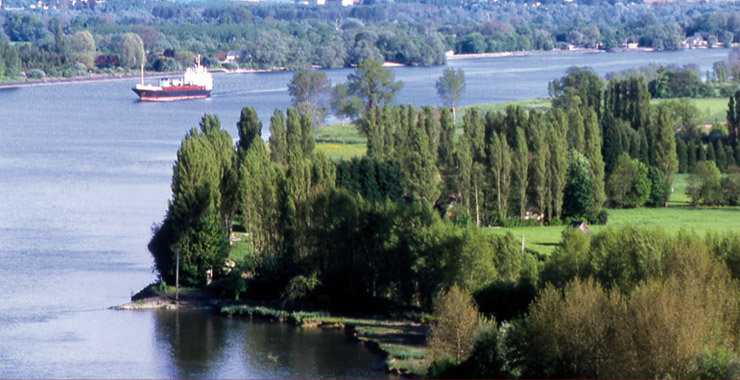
[687,140,697,171]
[464,108,486,160]
[708,143,716,164]
[653,107,679,193]
[567,107,585,153]
[490,132,512,220]
[529,113,549,224]
[677,139,688,173]
[513,128,529,218]
[269,109,287,165]
[403,117,440,204]
[300,113,315,158]
[602,114,623,175]
[236,106,262,159]
[548,120,568,219]
[583,109,606,212]
[438,107,457,197]
[238,138,281,255]
[716,141,727,172]
[456,135,473,217]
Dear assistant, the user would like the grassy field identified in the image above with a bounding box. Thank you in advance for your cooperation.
[492,174,740,256]
[652,97,729,124]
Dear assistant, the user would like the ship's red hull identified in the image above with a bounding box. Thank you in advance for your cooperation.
[132,85,211,102]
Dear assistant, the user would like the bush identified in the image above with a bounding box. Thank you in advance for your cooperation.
[222,62,239,71]
[27,68,45,80]
[596,209,608,225]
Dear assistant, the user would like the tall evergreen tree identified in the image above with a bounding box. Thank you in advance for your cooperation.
[653,107,679,195]
[707,143,716,164]
[269,109,287,165]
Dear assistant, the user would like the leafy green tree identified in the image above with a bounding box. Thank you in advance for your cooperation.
[428,285,480,363]
[149,115,234,286]
[607,153,651,208]
[69,30,96,70]
[563,150,593,219]
[647,166,668,207]
[435,68,466,121]
[288,69,332,127]
[330,83,364,125]
[347,59,403,111]
[687,161,723,206]
[120,32,145,69]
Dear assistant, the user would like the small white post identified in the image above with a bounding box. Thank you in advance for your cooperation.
[521,234,525,252]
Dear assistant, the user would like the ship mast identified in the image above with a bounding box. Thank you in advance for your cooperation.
[140,63,144,86]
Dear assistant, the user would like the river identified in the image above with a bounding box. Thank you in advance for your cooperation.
[0,48,728,378]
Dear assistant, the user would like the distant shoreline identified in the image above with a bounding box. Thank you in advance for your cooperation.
[0,47,698,89]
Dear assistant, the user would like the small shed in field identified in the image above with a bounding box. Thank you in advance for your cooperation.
[567,221,593,235]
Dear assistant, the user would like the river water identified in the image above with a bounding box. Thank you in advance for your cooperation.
[0,48,728,378]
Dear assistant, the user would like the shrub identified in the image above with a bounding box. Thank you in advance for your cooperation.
[27,69,45,80]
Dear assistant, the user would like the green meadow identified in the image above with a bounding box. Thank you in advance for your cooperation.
[493,174,740,256]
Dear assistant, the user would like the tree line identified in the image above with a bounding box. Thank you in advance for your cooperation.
[6,0,740,79]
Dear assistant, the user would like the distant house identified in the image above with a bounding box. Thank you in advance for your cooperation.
[568,221,593,235]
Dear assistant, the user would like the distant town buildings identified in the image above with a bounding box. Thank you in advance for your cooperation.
[294,0,359,6]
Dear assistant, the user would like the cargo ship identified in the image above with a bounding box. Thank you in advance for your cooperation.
[132,56,213,101]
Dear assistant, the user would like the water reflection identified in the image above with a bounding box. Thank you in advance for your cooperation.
[153,310,389,379]
[154,310,229,378]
